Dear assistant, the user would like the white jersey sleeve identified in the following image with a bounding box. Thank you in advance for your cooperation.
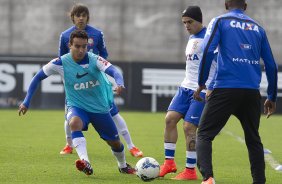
[42,58,64,78]
[96,56,112,72]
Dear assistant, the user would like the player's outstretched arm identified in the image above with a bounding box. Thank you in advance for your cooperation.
[104,65,125,95]
[95,55,125,94]
[18,69,48,116]
[105,66,124,85]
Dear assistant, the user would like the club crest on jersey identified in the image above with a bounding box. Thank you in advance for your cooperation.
[192,41,199,50]
[74,80,100,90]
[188,54,200,61]
[230,20,259,33]
[88,38,94,46]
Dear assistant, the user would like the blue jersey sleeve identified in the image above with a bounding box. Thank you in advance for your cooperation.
[198,18,221,86]
[207,53,218,90]
[260,31,278,102]
[105,65,124,87]
[59,34,68,57]
[22,69,48,108]
[97,32,108,59]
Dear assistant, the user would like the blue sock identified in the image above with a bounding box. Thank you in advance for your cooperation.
[71,131,84,139]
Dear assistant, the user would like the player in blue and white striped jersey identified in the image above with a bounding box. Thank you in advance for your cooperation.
[159,6,216,180]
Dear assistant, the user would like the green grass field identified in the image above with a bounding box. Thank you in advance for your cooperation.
[0,110,281,183]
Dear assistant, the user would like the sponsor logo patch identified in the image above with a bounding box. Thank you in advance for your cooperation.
[76,72,88,79]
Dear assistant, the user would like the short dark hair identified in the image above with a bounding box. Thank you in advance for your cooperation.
[70,4,90,23]
[69,30,88,45]
[225,0,246,9]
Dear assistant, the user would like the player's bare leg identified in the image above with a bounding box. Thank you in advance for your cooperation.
[172,122,198,180]
[159,111,182,177]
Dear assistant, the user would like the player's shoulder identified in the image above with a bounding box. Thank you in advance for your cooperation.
[97,55,110,66]
[207,13,232,26]
[190,27,206,40]
[61,26,76,37]
[85,25,103,35]
[87,52,100,61]
[48,57,62,66]
[219,12,264,32]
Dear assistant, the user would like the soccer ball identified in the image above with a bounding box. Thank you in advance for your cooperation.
[135,157,160,181]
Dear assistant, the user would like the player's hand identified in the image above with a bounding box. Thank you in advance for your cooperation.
[193,85,206,101]
[114,86,124,95]
[205,89,213,101]
[264,99,276,118]
[18,103,28,116]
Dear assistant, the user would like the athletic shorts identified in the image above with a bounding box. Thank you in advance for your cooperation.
[66,106,119,141]
[168,87,206,125]
[110,103,119,117]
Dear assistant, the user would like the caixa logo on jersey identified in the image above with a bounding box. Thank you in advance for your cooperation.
[74,80,100,90]
[188,54,200,61]
[230,20,259,33]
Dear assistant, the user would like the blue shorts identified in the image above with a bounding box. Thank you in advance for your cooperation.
[66,106,119,141]
[110,103,119,116]
[168,87,206,126]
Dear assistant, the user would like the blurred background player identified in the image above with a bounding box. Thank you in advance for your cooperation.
[159,6,216,180]
[19,30,136,175]
[59,3,143,157]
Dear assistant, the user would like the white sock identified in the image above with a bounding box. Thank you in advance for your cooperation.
[112,147,127,168]
[72,137,89,162]
[64,120,73,147]
[112,114,135,149]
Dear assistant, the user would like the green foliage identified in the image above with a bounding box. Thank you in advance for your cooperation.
[0,110,281,183]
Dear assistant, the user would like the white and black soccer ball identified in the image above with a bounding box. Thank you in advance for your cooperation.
[135,157,160,182]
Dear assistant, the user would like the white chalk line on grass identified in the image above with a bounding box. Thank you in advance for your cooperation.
[223,130,282,172]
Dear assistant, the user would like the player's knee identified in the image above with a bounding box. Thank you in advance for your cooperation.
[107,140,122,150]
[69,117,83,131]
[165,112,182,129]
[165,116,178,129]
[183,122,197,133]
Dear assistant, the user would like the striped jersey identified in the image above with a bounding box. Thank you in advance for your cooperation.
[181,27,216,91]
